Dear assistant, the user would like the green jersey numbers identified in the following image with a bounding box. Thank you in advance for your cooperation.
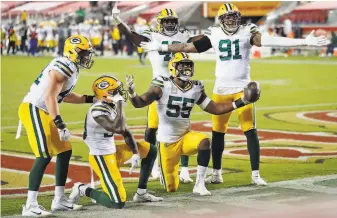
[159,41,181,62]
[218,39,242,61]
[166,96,194,118]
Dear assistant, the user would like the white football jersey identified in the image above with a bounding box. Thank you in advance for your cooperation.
[90,25,102,38]
[142,29,190,78]
[37,27,46,41]
[45,25,54,41]
[23,57,79,111]
[69,24,79,36]
[84,101,117,155]
[205,24,259,94]
[153,76,204,143]
[79,23,91,38]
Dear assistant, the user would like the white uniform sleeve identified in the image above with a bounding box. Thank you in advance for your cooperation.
[141,28,153,41]
[151,76,165,89]
[50,59,75,79]
[91,103,111,118]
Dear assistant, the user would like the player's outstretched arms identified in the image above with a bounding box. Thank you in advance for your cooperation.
[141,35,212,53]
[94,100,125,134]
[199,81,261,115]
[63,92,96,104]
[126,74,163,108]
[112,5,149,46]
[252,30,330,47]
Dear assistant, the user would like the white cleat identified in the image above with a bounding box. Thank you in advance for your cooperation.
[69,182,87,204]
[205,171,223,184]
[252,176,267,186]
[51,196,83,212]
[133,192,163,203]
[151,163,161,179]
[179,167,193,183]
[22,204,52,217]
[193,184,212,196]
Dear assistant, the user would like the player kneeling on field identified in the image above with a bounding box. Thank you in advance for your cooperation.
[127,52,261,195]
[69,75,163,208]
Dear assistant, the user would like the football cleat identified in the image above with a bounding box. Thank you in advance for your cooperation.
[69,182,87,204]
[252,176,267,186]
[205,170,223,184]
[51,196,83,212]
[22,204,52,217]
[179,167,193,183]
[133,192,164,203]
[193,183,211,196]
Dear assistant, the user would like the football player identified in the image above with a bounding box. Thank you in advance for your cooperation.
[126,52,260,195]
[69,75,163,208]
[112,6,202,182]
[19,35,96,216]
[141,3,330,185]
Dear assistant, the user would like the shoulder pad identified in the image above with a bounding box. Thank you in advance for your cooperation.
[192,80,204,90]
[151,77,165,88]
[247,23,259,34]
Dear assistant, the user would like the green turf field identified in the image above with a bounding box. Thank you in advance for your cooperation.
[1,55,337,216]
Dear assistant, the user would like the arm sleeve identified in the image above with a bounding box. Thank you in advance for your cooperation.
[151,77,164,89]
[193,35,213,53]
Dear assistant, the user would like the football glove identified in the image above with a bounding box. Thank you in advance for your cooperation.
[126,74,135,93]
[124,154,141,174]
[140,41,167,52]
[54,115,71,141]
[112,3,122,25]
[305,30,330,46]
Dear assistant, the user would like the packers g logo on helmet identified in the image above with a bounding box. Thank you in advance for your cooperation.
[63,35,94,69]
[92,75,128,101]
[218,3,241,34]
[168,52,194,81]
[156,8,179,36]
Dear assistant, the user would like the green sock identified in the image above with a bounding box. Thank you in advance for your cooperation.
[138,144,157,189]
[55,150,72,186]
[180,155,189,167]
[28,157,51,191]
[86,188,125,209]
[211,131,225,170]
[244,129,260,171]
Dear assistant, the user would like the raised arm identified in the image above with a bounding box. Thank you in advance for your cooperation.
[126,74,163,108]
[140,35,213,53]
[63,92,95,104]
[112,7,149,46]
[198,82,261,115]
[251,28,329,47]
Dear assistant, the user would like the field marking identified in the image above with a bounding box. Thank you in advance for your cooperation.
[297,110,337,124]
[2,103,337,130]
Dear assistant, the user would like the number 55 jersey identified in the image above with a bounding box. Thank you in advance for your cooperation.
[23,57,79,111]
[152,76,204,143]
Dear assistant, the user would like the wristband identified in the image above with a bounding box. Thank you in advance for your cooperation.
[84,95,95,103]
[128,91,137,98]
[234,98,246,109]
[199,97,211,110]
[54,115,66,130]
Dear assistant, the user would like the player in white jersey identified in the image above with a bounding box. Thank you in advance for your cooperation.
[69,21,79,36]
[37,22,46,54]
[141,3,330,186]
[79,20,91,39]
[126,52,261,195]
[19,35,95,217]
[113,6,202,182]
[69,75,163,208]
[89,19,103,54]
[45,20,57,52]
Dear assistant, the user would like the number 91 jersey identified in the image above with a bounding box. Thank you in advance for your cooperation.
[23,57,79,112]
[153,76,204,143]
[142,29,190,78]
[205,24,259,92]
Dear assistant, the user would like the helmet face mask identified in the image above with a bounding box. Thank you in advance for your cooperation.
[174,61,194,81]
[75,47,94,69]
[219,11,241,33]
[160,17,179,36]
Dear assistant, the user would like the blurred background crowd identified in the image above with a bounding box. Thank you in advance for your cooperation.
[1,1,337,60]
